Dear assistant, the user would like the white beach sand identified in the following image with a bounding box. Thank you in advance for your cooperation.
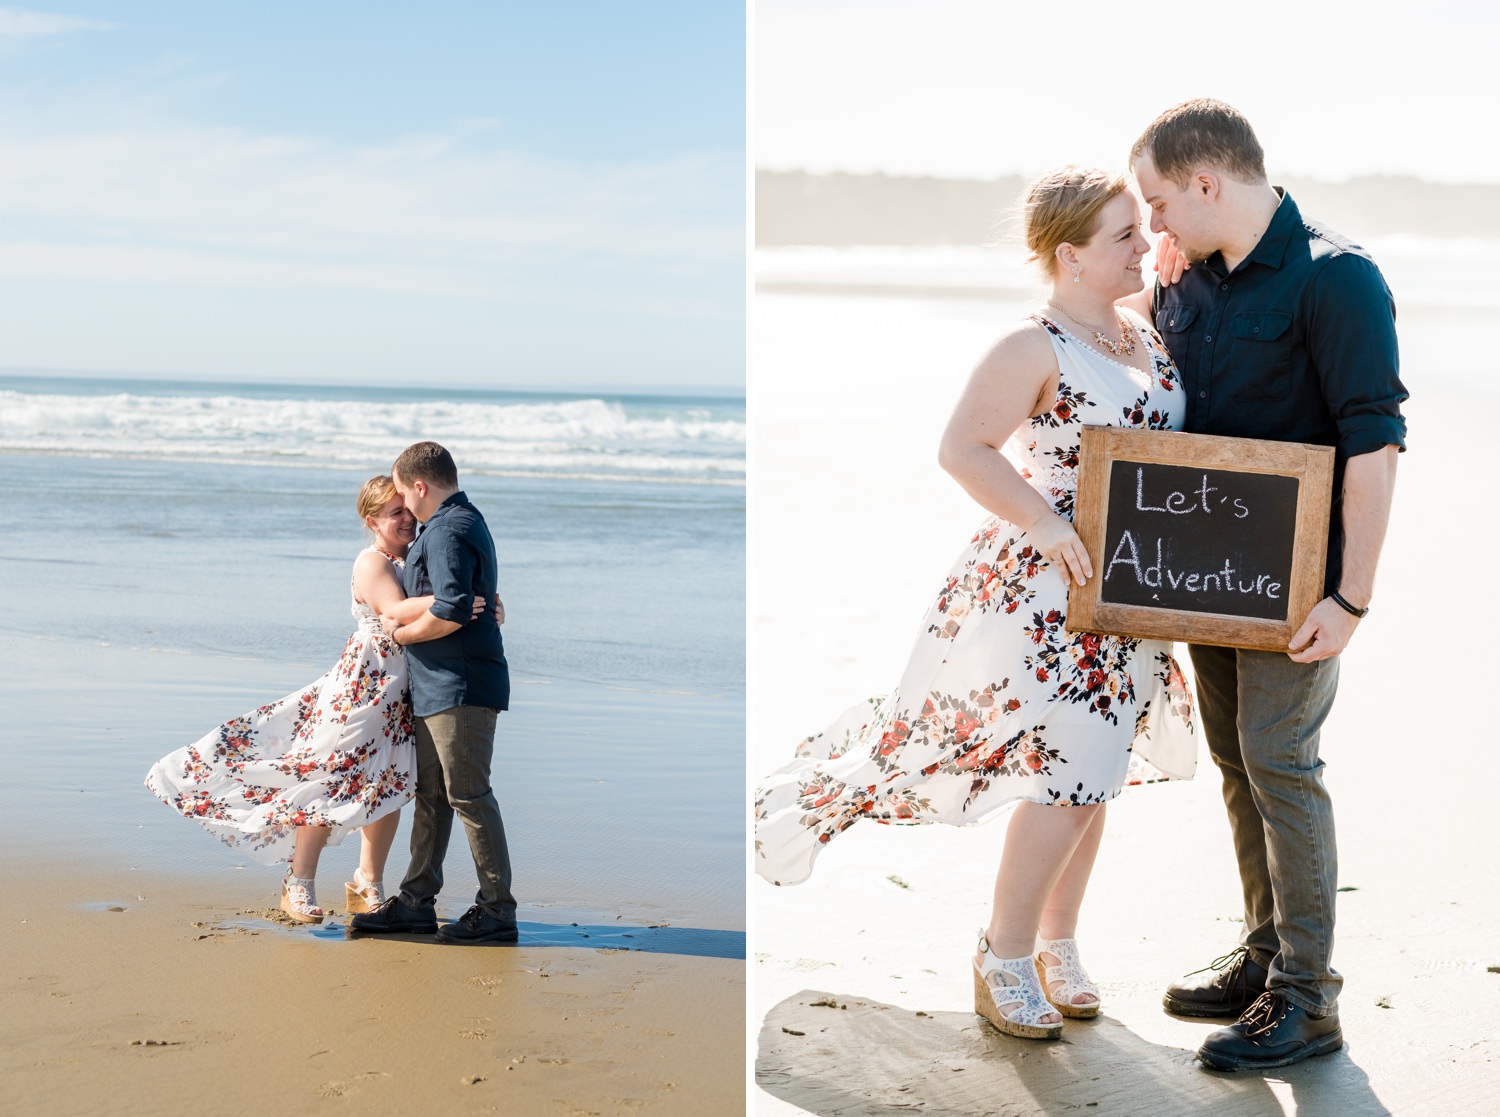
[750,288,1500,1115]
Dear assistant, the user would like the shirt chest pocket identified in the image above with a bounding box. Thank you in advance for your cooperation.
[1154,305,1198,373]
[1229,311,1293,400]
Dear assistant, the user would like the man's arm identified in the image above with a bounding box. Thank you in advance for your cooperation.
[383,520,482,647]
[1288,444,1399,663]
[387,609,461,646]
[1286,252,1406,663]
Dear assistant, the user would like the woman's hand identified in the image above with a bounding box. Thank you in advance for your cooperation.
[1023,512,1093,587]
[467,596,505,625]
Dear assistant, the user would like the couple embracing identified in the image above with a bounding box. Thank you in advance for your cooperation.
[146,441,519,945]
[756,100,1406,1072]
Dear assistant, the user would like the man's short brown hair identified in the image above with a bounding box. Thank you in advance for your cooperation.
[393,441,458,488]
[1131,99,1267,188]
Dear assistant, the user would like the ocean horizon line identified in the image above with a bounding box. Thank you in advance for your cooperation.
[0,367,745,404]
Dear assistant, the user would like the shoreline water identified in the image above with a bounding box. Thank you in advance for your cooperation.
[3,624,743,933]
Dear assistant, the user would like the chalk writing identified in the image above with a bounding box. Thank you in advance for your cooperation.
[1100,461,1298,622]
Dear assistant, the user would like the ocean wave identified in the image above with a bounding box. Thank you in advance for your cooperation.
[0,390,745,481]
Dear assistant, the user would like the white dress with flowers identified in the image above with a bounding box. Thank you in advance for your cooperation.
[754,314,1197,887]
[145,548,417,865]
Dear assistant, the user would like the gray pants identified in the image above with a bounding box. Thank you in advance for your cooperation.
[1189,644,1342,1015]
[399,705,517,923]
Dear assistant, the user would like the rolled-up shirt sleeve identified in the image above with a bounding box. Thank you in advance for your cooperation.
[424,526,477,624]
[1306,252,1408,459]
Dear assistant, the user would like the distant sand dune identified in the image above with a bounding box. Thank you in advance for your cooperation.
[757,169,1500,247]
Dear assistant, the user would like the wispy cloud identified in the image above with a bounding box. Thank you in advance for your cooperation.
[0,7,116,37]
[0,125,741,302]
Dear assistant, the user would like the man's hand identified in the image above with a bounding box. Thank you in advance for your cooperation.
[379,614,401,637]
[493,598,505,626]
[1154,234,1190,287]
[1287,597,1359,662]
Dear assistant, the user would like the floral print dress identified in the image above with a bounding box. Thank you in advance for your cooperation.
[145,548,417,864]
[754,313,1197,887]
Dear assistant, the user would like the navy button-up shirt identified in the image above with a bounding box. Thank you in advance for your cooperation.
[401,490,510,717]
[1152,190,1408,596]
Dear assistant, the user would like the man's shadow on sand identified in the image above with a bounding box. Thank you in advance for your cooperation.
[758,989,1391,1117]
[314,918,744,960]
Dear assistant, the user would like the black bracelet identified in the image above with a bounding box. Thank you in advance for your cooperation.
[1331,592,1369,619]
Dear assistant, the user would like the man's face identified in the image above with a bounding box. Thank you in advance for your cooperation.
[1132,153,1219,263]
[390,467,430,523]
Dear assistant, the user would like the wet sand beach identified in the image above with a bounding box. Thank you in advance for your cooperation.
[6,866,741,1116]
[751,289,1500,1115]
[0,635,745,1114]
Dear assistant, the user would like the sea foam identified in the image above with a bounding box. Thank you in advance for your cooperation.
[0,388,745,483]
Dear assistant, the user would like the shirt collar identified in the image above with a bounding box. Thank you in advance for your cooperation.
[1240,187,1297,271]
[416,490,469,535]
[1200,187,1298,278]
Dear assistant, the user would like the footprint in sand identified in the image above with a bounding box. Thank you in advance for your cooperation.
[316,1070,388,1098]
[465,975,503,991]
[458,1028,489,1040]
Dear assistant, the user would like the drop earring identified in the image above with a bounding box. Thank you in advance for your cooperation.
[1072,268,1081,284]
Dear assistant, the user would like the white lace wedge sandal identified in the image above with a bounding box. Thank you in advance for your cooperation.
[344,867,384,914]
[973,931,1064,1040]
[280,871,324,924]
[1035,936,1101,1019]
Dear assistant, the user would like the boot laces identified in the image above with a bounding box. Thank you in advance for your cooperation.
[1241,992,1289,1037]
[458,904,486,928]
[1184,946,1248,980]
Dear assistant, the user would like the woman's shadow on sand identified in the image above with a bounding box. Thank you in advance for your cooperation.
[758,989,1391,1117]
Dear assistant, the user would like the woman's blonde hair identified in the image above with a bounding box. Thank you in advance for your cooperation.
[1020,166,1128,280]
[356,475,397,523]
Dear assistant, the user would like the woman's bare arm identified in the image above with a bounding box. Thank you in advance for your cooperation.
[354,551,497,627]
[936,320,1093,585]
[352,551,426,621]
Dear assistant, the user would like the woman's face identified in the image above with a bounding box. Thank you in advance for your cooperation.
[368,495,417,554]
[1066,191,1151,300]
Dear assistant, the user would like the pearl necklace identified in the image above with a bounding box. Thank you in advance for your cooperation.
[1045,302,1137,357]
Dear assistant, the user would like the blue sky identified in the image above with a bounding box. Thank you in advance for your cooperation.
[0,3,744,391]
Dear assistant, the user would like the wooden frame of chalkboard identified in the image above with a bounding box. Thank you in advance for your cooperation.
[1067,427,1336,651]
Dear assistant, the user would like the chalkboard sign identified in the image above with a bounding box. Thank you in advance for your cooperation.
[1067,428,1335,651]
